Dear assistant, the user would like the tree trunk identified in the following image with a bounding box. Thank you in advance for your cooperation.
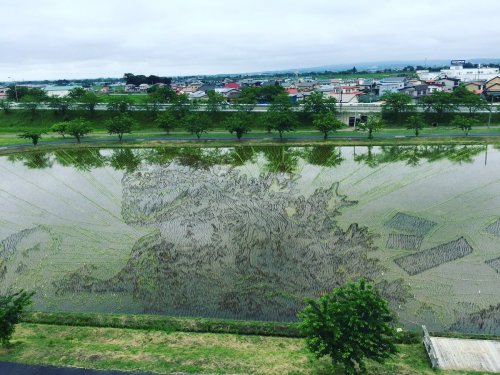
[323,132,328,140]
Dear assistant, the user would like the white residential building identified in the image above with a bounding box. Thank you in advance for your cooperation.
[416,70,441,81]
[440,64,499,83]
[377,77,408,96]
[43,85,82,97]
[419,61,500,83]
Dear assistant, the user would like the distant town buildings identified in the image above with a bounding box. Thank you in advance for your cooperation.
[417,61,500,83]
[44,85,81,97]
[1,60,499,108]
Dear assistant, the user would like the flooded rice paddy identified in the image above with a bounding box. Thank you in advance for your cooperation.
[0,145,499,333]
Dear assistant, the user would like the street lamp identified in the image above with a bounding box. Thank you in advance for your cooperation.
[7,77,19,102]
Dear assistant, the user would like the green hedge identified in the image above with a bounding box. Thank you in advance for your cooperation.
[22,311,302,337]
[22,311,424,343]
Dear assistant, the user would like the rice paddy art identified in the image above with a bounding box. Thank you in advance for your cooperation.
[0,145,499,333]
[485,219,500,237]
[394,237,473,276]
[53,162,409,321]
[485,257,500,274]
[385,212,437,235]
[386,234,424,250]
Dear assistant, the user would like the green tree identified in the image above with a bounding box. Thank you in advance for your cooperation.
[206,90,228,114]
[48,96,72,116]
[450,115,478,136]
[266,111,298,140]
[452,85,488,116]
[155,112,177,134]
[169,93,191,120]
[357,115,383,139]
[313,112,344,139]
[269,92,294,112]
[66,118,93,143]
[18,131,43,146]
[237,87,258,105]
[147,85,176,103]
[258,85,286,103]
[51,122,68,137]
[80,92,100,115]
[380,92,412,124]
[225,111,252,140]
[107,97,133,113]
[303,92,337,115]
[20,93,46,118]
[406,114,426,137]
[0,290,34,347]
[299,279,397,375]
[106,114,135,141]
[0,99,12,114]
[184,113,212,139]
[238,85,285,104]
[265,93,296,136]
[7,86,30,101]
[68,87,87,100]
[420,91,456,123]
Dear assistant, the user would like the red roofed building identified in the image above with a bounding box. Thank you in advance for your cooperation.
[224,82,241,89]
[287,88,299,95]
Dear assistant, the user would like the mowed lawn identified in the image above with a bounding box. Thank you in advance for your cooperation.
[0,323,490,374]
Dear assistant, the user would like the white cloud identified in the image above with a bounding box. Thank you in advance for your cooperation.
[1,0,499,80]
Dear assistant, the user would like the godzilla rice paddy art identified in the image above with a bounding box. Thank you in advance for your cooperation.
[0,145,499,333]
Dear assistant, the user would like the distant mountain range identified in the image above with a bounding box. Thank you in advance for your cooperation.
[258,58,500,75]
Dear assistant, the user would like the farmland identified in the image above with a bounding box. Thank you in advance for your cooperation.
[0,145,499,334]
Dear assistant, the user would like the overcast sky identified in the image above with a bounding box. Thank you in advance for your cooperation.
[1,0,500,81]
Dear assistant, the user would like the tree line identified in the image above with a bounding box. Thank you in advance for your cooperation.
[381,86,495,136]
[3,84,497,146]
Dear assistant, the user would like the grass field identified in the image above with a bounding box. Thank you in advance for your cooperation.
[0,323,490,375]
[1,109,500,149]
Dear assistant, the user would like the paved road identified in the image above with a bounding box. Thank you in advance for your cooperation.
[1,131,500,152]
[0,362,154,375]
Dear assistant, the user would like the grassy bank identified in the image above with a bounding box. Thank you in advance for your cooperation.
[22,311,303,338]
[0,323,489,374]
[2,109,500,151]
[1,109,500,134]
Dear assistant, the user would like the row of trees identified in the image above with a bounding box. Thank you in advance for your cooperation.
[2,84,494,127]
[382,86,492,124]
[19,114,136,145]
[1,86,100,118]
[110,90,345,140]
